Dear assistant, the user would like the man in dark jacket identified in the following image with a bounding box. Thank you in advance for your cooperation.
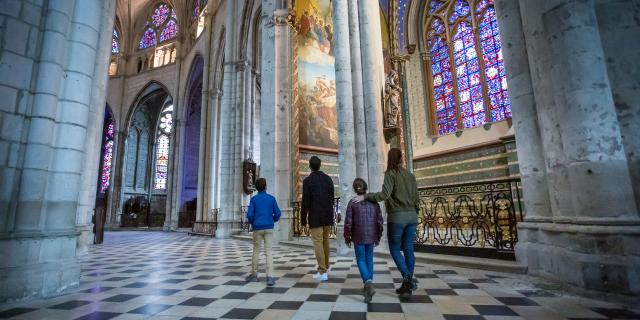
[300,156,335,281]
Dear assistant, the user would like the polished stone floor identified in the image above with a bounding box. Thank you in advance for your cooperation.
[0,231,638,320]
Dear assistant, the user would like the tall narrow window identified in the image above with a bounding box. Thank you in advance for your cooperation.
[428,19,456,136]
[112,29,120,54]
[138,3,179,50]
[99,116,115,193]
[425,0,511,136]
[154,105,173,190]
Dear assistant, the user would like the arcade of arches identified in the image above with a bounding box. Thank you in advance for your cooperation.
[0,0,639,312]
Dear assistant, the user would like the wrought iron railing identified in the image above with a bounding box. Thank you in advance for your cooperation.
[239,205,251,233]
[415,178,523,259]
[291,197,340,238]
[190,208,218,237]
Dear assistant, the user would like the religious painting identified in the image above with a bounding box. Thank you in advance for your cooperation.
[295,0,338,150]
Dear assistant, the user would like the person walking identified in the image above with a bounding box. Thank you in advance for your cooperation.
[245,178,281,286]
[353,148,420,300]
[344,178,384,303]
[300,156,335,281]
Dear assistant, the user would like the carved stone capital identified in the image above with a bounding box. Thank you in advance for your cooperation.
[420,52,431,61]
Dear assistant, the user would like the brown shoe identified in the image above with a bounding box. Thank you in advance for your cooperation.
[363,281,376,303]
[397,280,412,301]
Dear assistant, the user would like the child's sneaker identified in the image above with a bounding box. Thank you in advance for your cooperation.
[312,272,322,280]
[363,281,376,303]
[319,273,328,281]
[266,277,275,286]
[245,273,259,282]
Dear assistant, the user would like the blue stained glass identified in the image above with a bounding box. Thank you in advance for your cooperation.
[111,29,119,54]
[479,7,511,122]
[399,0,408,52]
[192,0,199,21]
[379,0,389,20]
[453,21,485,128]
[152,4,170,27]
[449,0,471,23]
[475,0,493,13]
[139,27,157,49]
[429,18,457,136]
[429,0,445,14]
[160,19,178,42]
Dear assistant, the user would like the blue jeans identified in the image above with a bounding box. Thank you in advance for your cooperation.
[354,244,374,283]
[387,222,417,280]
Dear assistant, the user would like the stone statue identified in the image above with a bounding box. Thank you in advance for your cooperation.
[384,69,402,128]
[246,169,254,189]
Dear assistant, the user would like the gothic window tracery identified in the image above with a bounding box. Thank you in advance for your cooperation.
[138,3,179,49]
[424,0,511,136]
[99,111,115,194]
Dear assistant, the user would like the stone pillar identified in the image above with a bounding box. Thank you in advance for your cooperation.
[0,0,106,301]
[76,0,116,254]
[595,0,640,209]
[347,0,368,181]
[514,0,640,296]
[494,0,551,222]
[333,0,357,256]
[260,2,292,242]
[358,0,387,191]
[544,0,637,223]
[519,0,574,220]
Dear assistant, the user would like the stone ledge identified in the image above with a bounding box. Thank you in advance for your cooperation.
[231,235,527,274]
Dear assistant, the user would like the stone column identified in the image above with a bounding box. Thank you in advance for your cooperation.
[494,0,551,222]
[260,2,292,242]
[358,0,387,191]
[519,0,574,220]
[595,0,640,209]
[544,0,637,223]
[76,0,116,254]
[333,0,357,256]
[347,0,368,181]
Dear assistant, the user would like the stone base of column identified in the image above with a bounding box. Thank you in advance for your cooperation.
[76,224,93,256]
[274,208,293,243]
[516,221,640,299]
[215,221,234,238]
[0,233,80,302]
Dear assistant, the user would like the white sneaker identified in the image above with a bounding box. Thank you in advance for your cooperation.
[312,272,322,280]
[320,273,328,281]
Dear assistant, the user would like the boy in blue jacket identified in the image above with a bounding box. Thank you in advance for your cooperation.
[245,178,281,286]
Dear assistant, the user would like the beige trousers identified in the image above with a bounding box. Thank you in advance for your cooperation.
[310,226,332,273]
[252,229,274,277]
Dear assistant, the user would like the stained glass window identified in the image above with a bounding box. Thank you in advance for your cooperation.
[99,117,115,193]
[449,0,471,23]
[479,7,510,121]
[112,29,120,54]
[428,19,456,135]
[425,0,511,136]
[453,21,485,128]
[398,0,408,52]
[192,0,200,21]
[152,4,170,27]
[139,27,157,49]
[138,3,178,49]
[160,19,178,42]
[154,105,173,190]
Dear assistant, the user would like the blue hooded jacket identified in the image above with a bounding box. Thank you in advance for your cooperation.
[246,191,281,231]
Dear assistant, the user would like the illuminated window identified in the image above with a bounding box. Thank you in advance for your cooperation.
[154,105,173,190]
[424,0,511,135]
[138,3,179,49]
[112,29,120,54]
[99,114,115,193]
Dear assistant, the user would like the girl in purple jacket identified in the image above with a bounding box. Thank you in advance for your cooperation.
[344,178,384,303]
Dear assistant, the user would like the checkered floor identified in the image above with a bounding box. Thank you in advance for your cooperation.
[1,232,638,320]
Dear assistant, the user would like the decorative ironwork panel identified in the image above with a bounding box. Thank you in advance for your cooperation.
[239,205,252,233]
[291,197,340,238]
[415,178,523,253]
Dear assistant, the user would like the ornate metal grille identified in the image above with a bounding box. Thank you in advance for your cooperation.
[191,208,218,237]
[415,178,523,259]
[239,205,252,233]
[291,197,340,238]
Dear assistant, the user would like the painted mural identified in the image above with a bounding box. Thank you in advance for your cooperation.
[295,0,338,150]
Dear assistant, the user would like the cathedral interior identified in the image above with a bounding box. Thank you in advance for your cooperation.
[0,0,639,319]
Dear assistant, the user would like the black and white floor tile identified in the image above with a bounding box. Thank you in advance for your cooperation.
[0,232,638,320]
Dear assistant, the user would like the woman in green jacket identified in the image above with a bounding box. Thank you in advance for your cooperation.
[354,148,420,300]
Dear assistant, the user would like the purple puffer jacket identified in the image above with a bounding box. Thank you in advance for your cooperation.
[344,199,384,245]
